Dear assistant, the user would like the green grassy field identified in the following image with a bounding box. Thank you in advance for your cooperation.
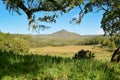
[1,45,120,80]
[0,52,120,80]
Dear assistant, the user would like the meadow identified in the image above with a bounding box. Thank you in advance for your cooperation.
[0,50,120,80]
[30,45,112,61]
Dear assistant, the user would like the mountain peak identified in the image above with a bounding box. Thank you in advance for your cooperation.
[51,29,80,38]
[53,29,70,34]
[59,29,68,32]
[33,29,83,39]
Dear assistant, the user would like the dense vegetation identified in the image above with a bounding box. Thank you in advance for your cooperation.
[73,49,95,59]
[0,52,120,80]
[0,32,29,54]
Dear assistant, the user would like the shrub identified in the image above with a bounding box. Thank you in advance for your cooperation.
[73,49,95,59]
[0,38,29,54]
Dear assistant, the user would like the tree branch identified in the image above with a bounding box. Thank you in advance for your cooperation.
[18,1,32,19]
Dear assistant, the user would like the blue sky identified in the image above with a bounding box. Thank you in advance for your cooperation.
[0,1,104,35]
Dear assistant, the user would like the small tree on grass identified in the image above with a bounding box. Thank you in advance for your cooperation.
[73,49,95,59]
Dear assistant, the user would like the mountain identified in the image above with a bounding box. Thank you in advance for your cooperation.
[51,29,81,38]
[52,29,79,35]
[34,29,82,39]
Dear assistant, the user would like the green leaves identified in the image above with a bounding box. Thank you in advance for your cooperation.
[38,14,58,23]
[2,0,81,32]
[76,0,120,35]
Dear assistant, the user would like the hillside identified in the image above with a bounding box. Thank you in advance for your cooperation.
[33,29,93,39]
[0,31,106,47]
[51,29,81,38]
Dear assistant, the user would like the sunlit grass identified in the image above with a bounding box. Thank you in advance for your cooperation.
[0,52,120,80]
[30,45,112,61]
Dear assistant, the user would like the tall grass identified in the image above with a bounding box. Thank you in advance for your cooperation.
[0,52,120,80]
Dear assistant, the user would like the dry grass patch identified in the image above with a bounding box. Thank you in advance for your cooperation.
[30,45,113,61]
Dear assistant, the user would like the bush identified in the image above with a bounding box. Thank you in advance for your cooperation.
[0,38,29,54]
[73,49,95,59]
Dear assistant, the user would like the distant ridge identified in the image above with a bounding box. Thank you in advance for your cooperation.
[34,29,81,39]
[52,29,80,35]
[51,29,81,38]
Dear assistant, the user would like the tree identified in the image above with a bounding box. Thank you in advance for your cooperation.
[2,0,120,35]
[70,0,120,36]
[2,0,83,31]
[91,0,120,36]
